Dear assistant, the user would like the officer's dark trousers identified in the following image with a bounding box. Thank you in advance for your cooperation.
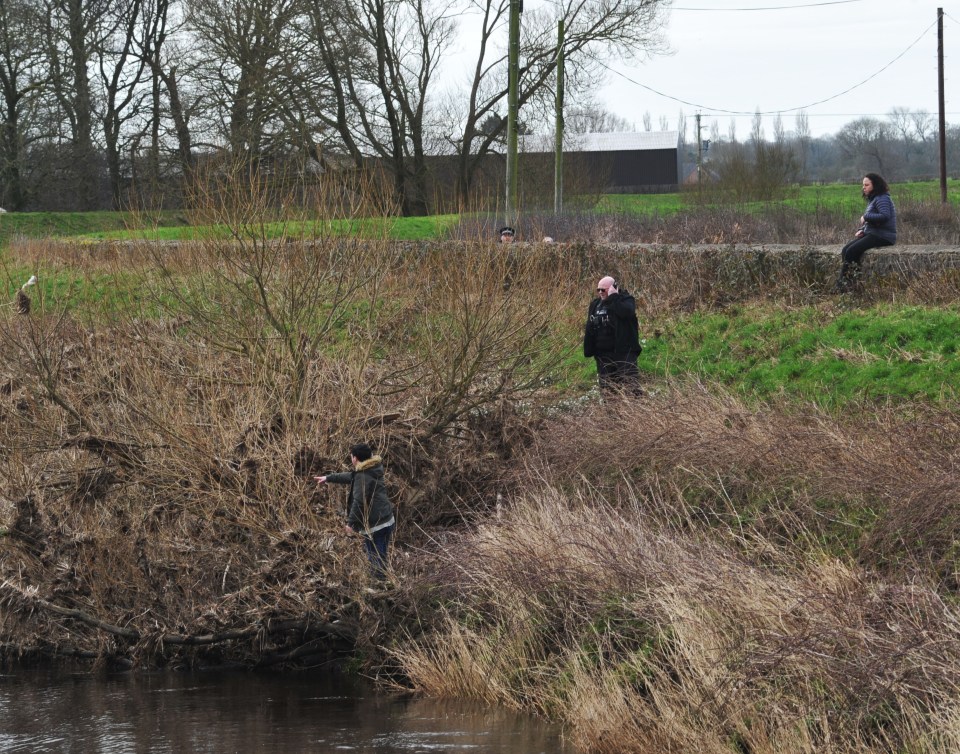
[596,354,641,393]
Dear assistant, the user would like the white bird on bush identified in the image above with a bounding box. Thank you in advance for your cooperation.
[15,275,37,315]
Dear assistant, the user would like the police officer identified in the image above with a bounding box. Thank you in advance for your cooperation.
[583,275,642,392]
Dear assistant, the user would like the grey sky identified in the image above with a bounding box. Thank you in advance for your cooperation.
[598,0,956,138]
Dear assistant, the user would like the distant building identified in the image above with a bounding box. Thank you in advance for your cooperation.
[519,131,682,194]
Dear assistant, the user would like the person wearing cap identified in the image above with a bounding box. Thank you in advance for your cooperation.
[498,226,515,243]
[583,275,643,392]
[315,443,396,582]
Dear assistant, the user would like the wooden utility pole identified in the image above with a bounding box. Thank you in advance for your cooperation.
[938,7,947,203]
[554,20,565,215]
[505,0,522,221]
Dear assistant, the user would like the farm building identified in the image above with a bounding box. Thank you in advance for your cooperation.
[518,130,682,194]
[418,129,685,211]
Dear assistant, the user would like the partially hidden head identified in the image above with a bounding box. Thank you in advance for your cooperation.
[350,443,373,463]
[498,226,515,242]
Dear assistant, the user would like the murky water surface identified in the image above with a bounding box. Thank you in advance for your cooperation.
[0,666,575,753]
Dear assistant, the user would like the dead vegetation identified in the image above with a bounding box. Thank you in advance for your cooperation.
[0,173,580,669]
[392,388,960,752]
[492,193,960,246]
[0,275,568,667]
[394,482,960,753]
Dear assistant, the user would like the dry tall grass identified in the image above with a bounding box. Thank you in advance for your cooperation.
[388,385,960,752]
[502,196,960,246]
[529,386,960,584]
[394,475,960,753]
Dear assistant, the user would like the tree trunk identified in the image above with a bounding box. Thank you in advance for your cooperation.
[66,0,98,209]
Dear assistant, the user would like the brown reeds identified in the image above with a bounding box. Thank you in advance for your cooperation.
[532,385,960,582]
[387,384,960,752]
[394,474,960,753]
[477,194,960,246]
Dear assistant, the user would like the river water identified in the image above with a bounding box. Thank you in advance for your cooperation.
[0,666,576,753]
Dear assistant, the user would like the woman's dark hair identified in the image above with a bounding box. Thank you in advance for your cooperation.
[864,172,890,197]
[350,443,373,462]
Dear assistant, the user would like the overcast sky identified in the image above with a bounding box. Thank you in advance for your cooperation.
[596,0,957,139]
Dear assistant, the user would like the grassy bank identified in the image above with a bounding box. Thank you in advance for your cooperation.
[0,209,190,247]
[0,208,458,246]
[9,239,960,409]
[2,200,960,752]
[641,303,960,406]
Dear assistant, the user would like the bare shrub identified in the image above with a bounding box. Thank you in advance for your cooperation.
[0,173,582,665]
[895,197,960,245]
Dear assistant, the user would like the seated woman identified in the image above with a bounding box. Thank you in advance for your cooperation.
[834,172,897,292]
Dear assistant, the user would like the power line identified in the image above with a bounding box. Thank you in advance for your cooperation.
[774,112,960,118]
[600,16,938,116]
[673,0,866,11]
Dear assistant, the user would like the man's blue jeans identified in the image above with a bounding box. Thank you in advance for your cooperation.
[363,523,394,581]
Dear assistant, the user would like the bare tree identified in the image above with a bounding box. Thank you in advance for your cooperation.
[910,109,934,143]
[0,0,49,209]
[565,100,633,134]
[750,108,764,147]
[137,0,203,192]
[711,109,797,200]
[794,109,810,181]
[886,106,941,178]
[186,0,313,163]
[304,0,456,216]
[836,116,894,176]
[43,0,109,208]
[441,0,669,208]
[96,0,149,207]
[888,106,914,143]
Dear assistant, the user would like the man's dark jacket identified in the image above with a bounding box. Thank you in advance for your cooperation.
[325,457,394,533]
[583,289,641,360]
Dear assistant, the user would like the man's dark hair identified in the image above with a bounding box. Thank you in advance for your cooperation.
[350,443,373,462]
[864,172,890,197]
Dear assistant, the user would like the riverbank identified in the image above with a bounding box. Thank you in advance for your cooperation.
[2,237,960,752]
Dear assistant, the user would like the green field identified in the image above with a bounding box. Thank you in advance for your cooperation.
[2,178,957,245]
[637,303,960,407]
[0,208,460,245]
[599,179,960,217]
